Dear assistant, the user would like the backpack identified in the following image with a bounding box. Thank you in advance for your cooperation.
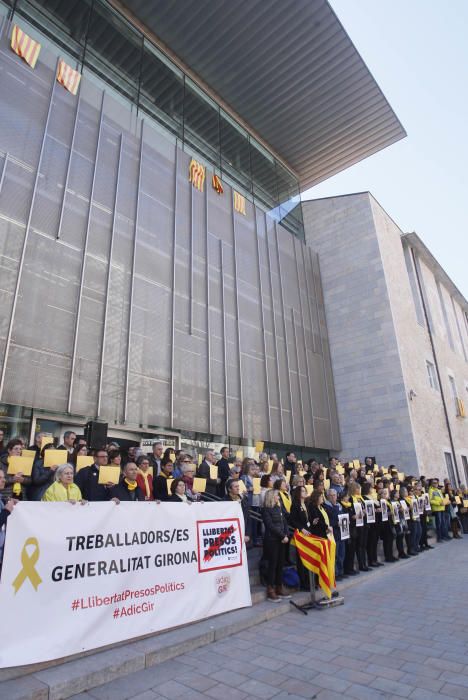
[282,565,300,589]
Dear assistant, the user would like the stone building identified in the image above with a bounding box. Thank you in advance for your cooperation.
[303,192,468,481]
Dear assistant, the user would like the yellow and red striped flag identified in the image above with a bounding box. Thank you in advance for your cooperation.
[57,59,81,96]
[233,191,246,215]
[292,529,336,599]
[10,25,41,69]
[189,158,206,192]
[212,174,223,194]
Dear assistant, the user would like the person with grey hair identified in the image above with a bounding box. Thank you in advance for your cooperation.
[148,441,163,476]
[196,449,219,497]
[42,464,84,503]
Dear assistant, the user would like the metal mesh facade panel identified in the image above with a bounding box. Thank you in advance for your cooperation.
[0,27,339,449]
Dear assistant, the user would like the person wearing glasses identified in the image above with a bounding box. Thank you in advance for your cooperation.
[136,455,153,500]
[74,449,115,501]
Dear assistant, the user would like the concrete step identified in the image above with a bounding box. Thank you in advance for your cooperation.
[1,537,440,700]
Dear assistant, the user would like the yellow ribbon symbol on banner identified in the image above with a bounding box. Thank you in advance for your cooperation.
[12,537,42,594]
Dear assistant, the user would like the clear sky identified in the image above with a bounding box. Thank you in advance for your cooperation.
[303,0,467,299]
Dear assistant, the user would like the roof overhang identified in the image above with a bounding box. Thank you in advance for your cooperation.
[117,0,406,191]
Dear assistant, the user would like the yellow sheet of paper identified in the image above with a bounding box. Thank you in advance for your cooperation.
[336,465,345,474]
[76,455,94,471]
[255,441,264,453]
[253,477,261,495]
[193,477,206,493]
[98,466,120,485]
[237,479,246,494]
[44,450,68,467]
[305,485,314,496]
[374,464,379,472]
[41,435,54,449]
[455,496,461,505]
[298,469,305,477]
[353,459,360,468]
[254,452,259,462]
[285,470,291,484]
[169,454,175,463]
[398,472,405,481]
[209,465,218,480]
[324,479,330,490]
[265,459,273,474]
[197,454,203,465]
[7,455,34,476]
[443,496,450,506]
[22,449,36,460]
[235,450,243,460]
[382,467,388,474]
[463,499,468,508]
[167,478,174,495]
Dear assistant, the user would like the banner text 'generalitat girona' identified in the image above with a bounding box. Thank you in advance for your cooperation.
[0,501,251,667]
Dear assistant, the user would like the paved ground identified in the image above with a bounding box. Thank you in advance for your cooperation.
[71,539,468,700]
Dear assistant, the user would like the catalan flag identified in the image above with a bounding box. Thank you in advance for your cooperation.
[10,25,41,69]
[57,59,81,96]
[233,191,246,215]
[212,174,223,194]
[189,158,206,192]
[292,530,336,599]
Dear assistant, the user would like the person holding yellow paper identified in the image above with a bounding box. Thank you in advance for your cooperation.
[153,457,174,501]
[74,449,114,501]
[196,449,219,497]
[42,464,83,503]
[1,439,31,501]
[110,462,144,502]
[70,443,88,468]
[28,444,60,501]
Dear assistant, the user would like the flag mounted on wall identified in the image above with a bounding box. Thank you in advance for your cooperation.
[189,159,206,192]
[10,25,41,69]
[57,59,81,95]
[233,191,246,215]
[212,174,223,194]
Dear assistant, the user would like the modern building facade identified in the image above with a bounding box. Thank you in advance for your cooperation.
[0,0,405,456]
[303,193,468,482]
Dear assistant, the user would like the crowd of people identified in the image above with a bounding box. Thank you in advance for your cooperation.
[0,430,467,602]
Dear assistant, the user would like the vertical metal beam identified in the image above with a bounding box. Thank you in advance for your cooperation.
[56,89,82,240]
[301,239,318,354]
[274,222,295,444]
[265,212,284,442]
[0,153,9,196]
[67,90,105,414]
[310,248,335,448]
[205,184,212,432]
[219,239,229,436]
[291,307,306,446]
[169,145,179,427]
[254,205,271,441]
[293,237,316,446]
[96,133,123,417]
[123,118,145,423]
[0,66,57,400]
[231,199,244,437]
[189,183,194,335]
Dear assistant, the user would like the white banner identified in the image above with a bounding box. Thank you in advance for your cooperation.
[0,501,251,667]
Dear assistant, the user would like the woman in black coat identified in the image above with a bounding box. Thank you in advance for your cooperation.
[262,488,290,602]
[289,486,311,590]
[306,490,330,538]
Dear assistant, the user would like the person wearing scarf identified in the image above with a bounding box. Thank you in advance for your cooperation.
[42,464,83,502]
[169,478,189,502]
[274,477,292,564]
[136,455,154,500]
[306,490,331,538]
[110,462,144,502]
[379,486,397,562]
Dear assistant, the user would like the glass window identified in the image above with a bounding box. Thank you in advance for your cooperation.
[84,1,142,103]
[139,40,184,138]
[220,110,251,190]
[426,361,438,391]
[183,79,219,165]
[14,0,90,59]
[250,138,278,210]
[444,452,457,485]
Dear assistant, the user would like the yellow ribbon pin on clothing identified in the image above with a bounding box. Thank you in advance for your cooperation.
[12,537,42,594]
